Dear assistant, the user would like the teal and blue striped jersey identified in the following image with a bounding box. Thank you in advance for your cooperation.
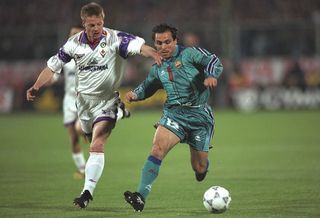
[133,45,223,108]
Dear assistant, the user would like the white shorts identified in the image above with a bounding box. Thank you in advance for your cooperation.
[76,92,120,134]
[63,93,77,126]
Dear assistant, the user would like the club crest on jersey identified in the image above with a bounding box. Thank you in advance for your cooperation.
[100,49,106,57]
[175,60,182,68]
[100,42,106,48]
[74,53,85,60]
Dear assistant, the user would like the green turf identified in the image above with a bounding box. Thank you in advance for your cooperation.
[0,110,320,218]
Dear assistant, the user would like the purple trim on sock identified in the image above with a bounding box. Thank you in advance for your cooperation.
[148,155,162,165]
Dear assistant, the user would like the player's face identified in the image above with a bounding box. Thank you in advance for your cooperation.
[154,31,177,59]
[83,15,104,42]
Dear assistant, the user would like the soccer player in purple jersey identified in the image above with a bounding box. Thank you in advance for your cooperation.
[26,2,161,208]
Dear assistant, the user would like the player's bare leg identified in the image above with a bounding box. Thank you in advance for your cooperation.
[190,148,209,182]
[74,120,114,208]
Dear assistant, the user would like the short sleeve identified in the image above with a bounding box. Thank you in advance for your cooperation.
[47,34,78,74]
[116,32,145,58]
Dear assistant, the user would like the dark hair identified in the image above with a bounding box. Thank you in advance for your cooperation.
[80,2,105,20]
[152,23,178,41]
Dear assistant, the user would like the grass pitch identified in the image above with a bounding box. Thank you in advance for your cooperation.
[0,110,319,218]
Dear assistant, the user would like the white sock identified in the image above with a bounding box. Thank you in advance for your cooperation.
[72,152,86,173]
[83,152,105,195]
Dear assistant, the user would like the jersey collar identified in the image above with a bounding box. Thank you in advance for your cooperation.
[164,45,181,62]
[79,30,107,50]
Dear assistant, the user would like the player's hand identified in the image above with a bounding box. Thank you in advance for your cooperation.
[153,51,162,66]
[26,86,39,101]
[204,77,218,89]
[125,91,137,103]
[140,44,162,66]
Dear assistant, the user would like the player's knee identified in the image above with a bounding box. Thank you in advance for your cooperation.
[90,138,104,152]
[150,144,166,160]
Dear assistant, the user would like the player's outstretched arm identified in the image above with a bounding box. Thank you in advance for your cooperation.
[140,44,162,66]
[26,67,54,101]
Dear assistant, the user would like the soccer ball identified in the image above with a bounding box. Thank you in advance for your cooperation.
[203,186,231,213]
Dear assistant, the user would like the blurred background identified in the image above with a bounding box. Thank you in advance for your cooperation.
[1,0,320,113]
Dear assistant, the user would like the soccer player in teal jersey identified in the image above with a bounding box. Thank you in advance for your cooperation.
[124,23,223,212]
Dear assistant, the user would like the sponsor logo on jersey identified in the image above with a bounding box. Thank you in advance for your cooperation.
[79,64,108,72]
[175,60,182,68]
[88,58,98,65]
[74,53,85,60]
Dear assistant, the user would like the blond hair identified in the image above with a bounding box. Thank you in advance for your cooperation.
[80,2,105,20]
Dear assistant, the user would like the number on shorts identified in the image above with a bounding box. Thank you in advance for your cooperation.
[166,118,179,130]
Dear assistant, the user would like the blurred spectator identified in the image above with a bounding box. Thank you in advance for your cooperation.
[228,63,251,91]
[282,61,306,90]
[305,69,320,88]
[182,31,200,47]
[181,31,226,107]
[1,0,320,60]
[228,62,259,111]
